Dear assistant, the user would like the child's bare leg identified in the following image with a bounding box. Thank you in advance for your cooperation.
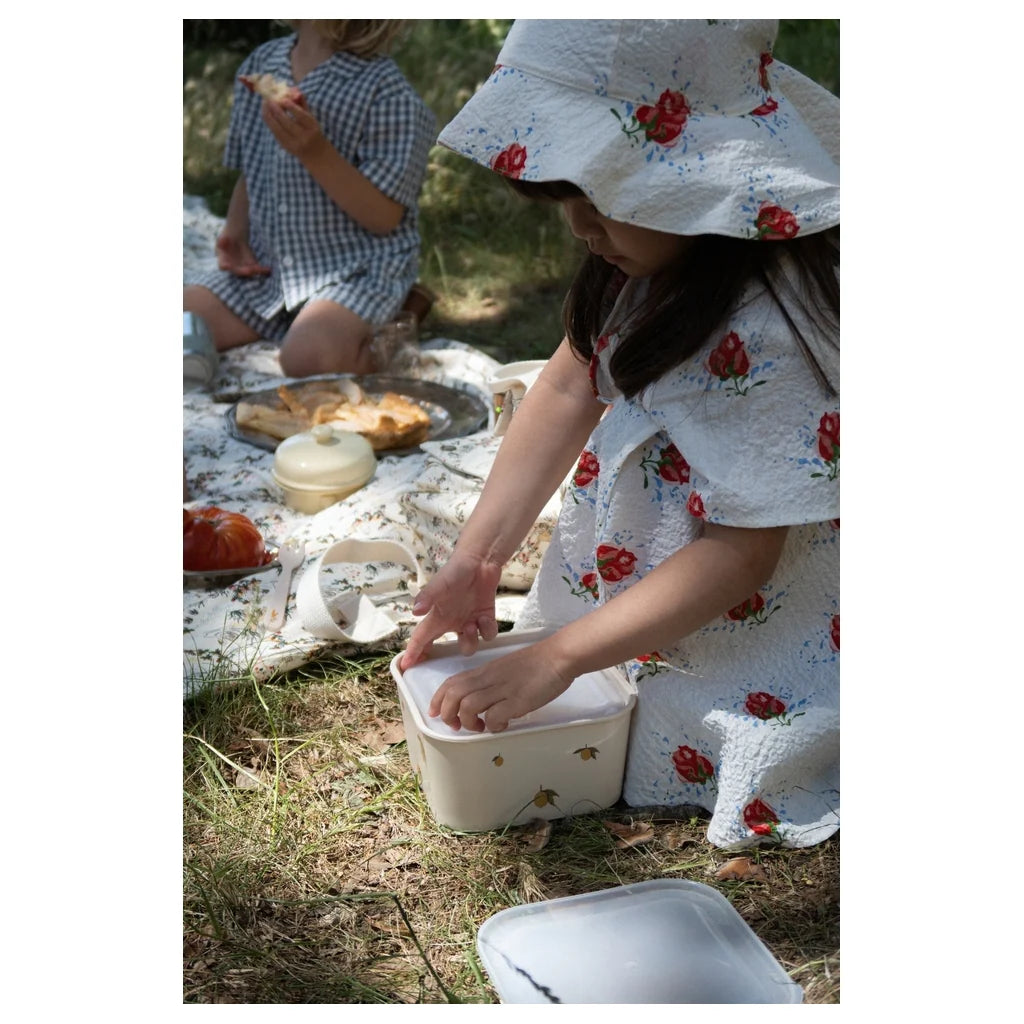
[184,285,261,352]
[278,299,376,377]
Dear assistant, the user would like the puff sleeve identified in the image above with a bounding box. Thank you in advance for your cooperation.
[641,285,839,529]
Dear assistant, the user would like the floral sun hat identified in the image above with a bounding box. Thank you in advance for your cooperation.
[437,19,839,239]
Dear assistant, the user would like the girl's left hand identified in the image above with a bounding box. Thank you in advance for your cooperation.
[261,96,325,160]
[428,642,573,733]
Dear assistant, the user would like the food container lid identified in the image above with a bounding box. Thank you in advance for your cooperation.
[273,424,377,492]
[396,636,634,741]
[476,879,803,1004]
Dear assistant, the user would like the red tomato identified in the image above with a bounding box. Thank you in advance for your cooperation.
[183,506,271,571]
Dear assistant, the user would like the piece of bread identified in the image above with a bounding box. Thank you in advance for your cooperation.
[239,73,303,104]
[323,392,431,451]
[235,382,431,450]
[234,401,309,441]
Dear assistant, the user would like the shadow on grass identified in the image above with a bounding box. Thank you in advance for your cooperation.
[423,277,571,363]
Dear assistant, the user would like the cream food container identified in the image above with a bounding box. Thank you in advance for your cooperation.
[272,424,377,514]
[390,629,636,832]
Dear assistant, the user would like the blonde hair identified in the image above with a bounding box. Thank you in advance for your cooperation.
[311,20,407,57]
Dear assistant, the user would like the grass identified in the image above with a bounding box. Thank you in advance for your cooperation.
[183,20,840,1004]
[184,642,839,1005]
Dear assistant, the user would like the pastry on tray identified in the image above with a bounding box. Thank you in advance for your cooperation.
[235,381,431,451]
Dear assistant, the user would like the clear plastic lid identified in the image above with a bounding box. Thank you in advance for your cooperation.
[398,639,632,740]
[476,879,803,1004]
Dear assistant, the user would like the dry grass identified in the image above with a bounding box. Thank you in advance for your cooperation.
[183,649,839,1004]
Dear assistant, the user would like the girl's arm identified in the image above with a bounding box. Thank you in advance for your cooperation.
[221,175,251,240]
[400,339,605,666]
[215,176,271,276]
[262,99,406,235]
[440,338,604,580]
[429,521,790,733]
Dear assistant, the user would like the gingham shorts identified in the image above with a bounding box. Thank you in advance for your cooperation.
[189,268,407,342]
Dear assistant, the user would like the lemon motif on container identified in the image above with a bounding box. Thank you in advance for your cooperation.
[574,746,599,761]
[492,754,504,767]
[533,787,559,808]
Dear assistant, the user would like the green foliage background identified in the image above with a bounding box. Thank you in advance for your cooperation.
[183,19,838,359]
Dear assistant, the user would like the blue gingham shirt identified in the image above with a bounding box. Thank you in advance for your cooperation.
[226,36,435,318]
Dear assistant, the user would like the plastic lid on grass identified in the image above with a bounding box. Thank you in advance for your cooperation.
[476,879,803,1004]
[398,642,632,740]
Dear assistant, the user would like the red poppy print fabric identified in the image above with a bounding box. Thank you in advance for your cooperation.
[490,142,527,178]
[813,412,840,480]
[573,450,600,488]
[672,745,715,785]
[755,201,800,240]
[705,331,765,395]
[595,543,637,583]
[514,274,838,849]
[743,798,780,836]
[614,88,691,147]
[640,443,689,488]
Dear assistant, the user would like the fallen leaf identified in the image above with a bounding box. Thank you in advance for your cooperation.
[602,819,655,849]
[366,917,409,937]
[359,719,406,752]
[234,768,264,791]
[359,731,389,754]
[660,831,698,852]
[380,721,406,745]
[521,819,553,853]
[715,856,768,882]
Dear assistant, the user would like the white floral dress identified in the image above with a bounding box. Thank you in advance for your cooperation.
[516,273,839,848]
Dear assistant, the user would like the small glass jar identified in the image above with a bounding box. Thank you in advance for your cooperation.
[371,311,420,376]
[184,311,219,391]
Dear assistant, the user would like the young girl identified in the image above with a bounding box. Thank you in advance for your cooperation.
[184,20,434,377]
[400,19,840,849]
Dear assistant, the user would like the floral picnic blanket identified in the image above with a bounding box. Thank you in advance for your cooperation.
[183,196,555,698]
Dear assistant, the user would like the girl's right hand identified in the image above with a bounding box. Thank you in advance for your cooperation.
[399,552,505,670]
[215,234,271,277]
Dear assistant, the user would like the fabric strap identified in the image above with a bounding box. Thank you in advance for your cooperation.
[296,538,425,644]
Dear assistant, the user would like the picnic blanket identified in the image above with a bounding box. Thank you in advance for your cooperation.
[183,196,557,698]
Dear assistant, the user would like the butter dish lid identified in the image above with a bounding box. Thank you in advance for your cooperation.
[273,424,377,491]
[396,637,634,741]
[476,879,803,1004]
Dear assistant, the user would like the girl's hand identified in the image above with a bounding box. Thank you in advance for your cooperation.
[399,553,505,670]
[261,96,325,161]
[215,234,270,277]
[428,641,573,733]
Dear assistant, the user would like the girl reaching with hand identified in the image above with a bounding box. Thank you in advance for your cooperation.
[400,19,840,849]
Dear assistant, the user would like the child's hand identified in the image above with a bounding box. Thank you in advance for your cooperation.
[215,235,271,277]
[399,553,505,670]
[261,96,325,161]
[428,642,574,733]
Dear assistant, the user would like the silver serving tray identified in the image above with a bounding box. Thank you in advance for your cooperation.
[183,547,280,589]
[224,374,489,456]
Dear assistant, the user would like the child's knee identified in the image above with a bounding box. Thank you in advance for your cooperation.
[279,302,374,377]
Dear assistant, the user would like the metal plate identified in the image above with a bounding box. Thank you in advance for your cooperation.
[225,374,489,456]
[183,549,280,589]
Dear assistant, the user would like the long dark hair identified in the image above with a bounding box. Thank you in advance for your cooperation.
[506,179,839,398]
